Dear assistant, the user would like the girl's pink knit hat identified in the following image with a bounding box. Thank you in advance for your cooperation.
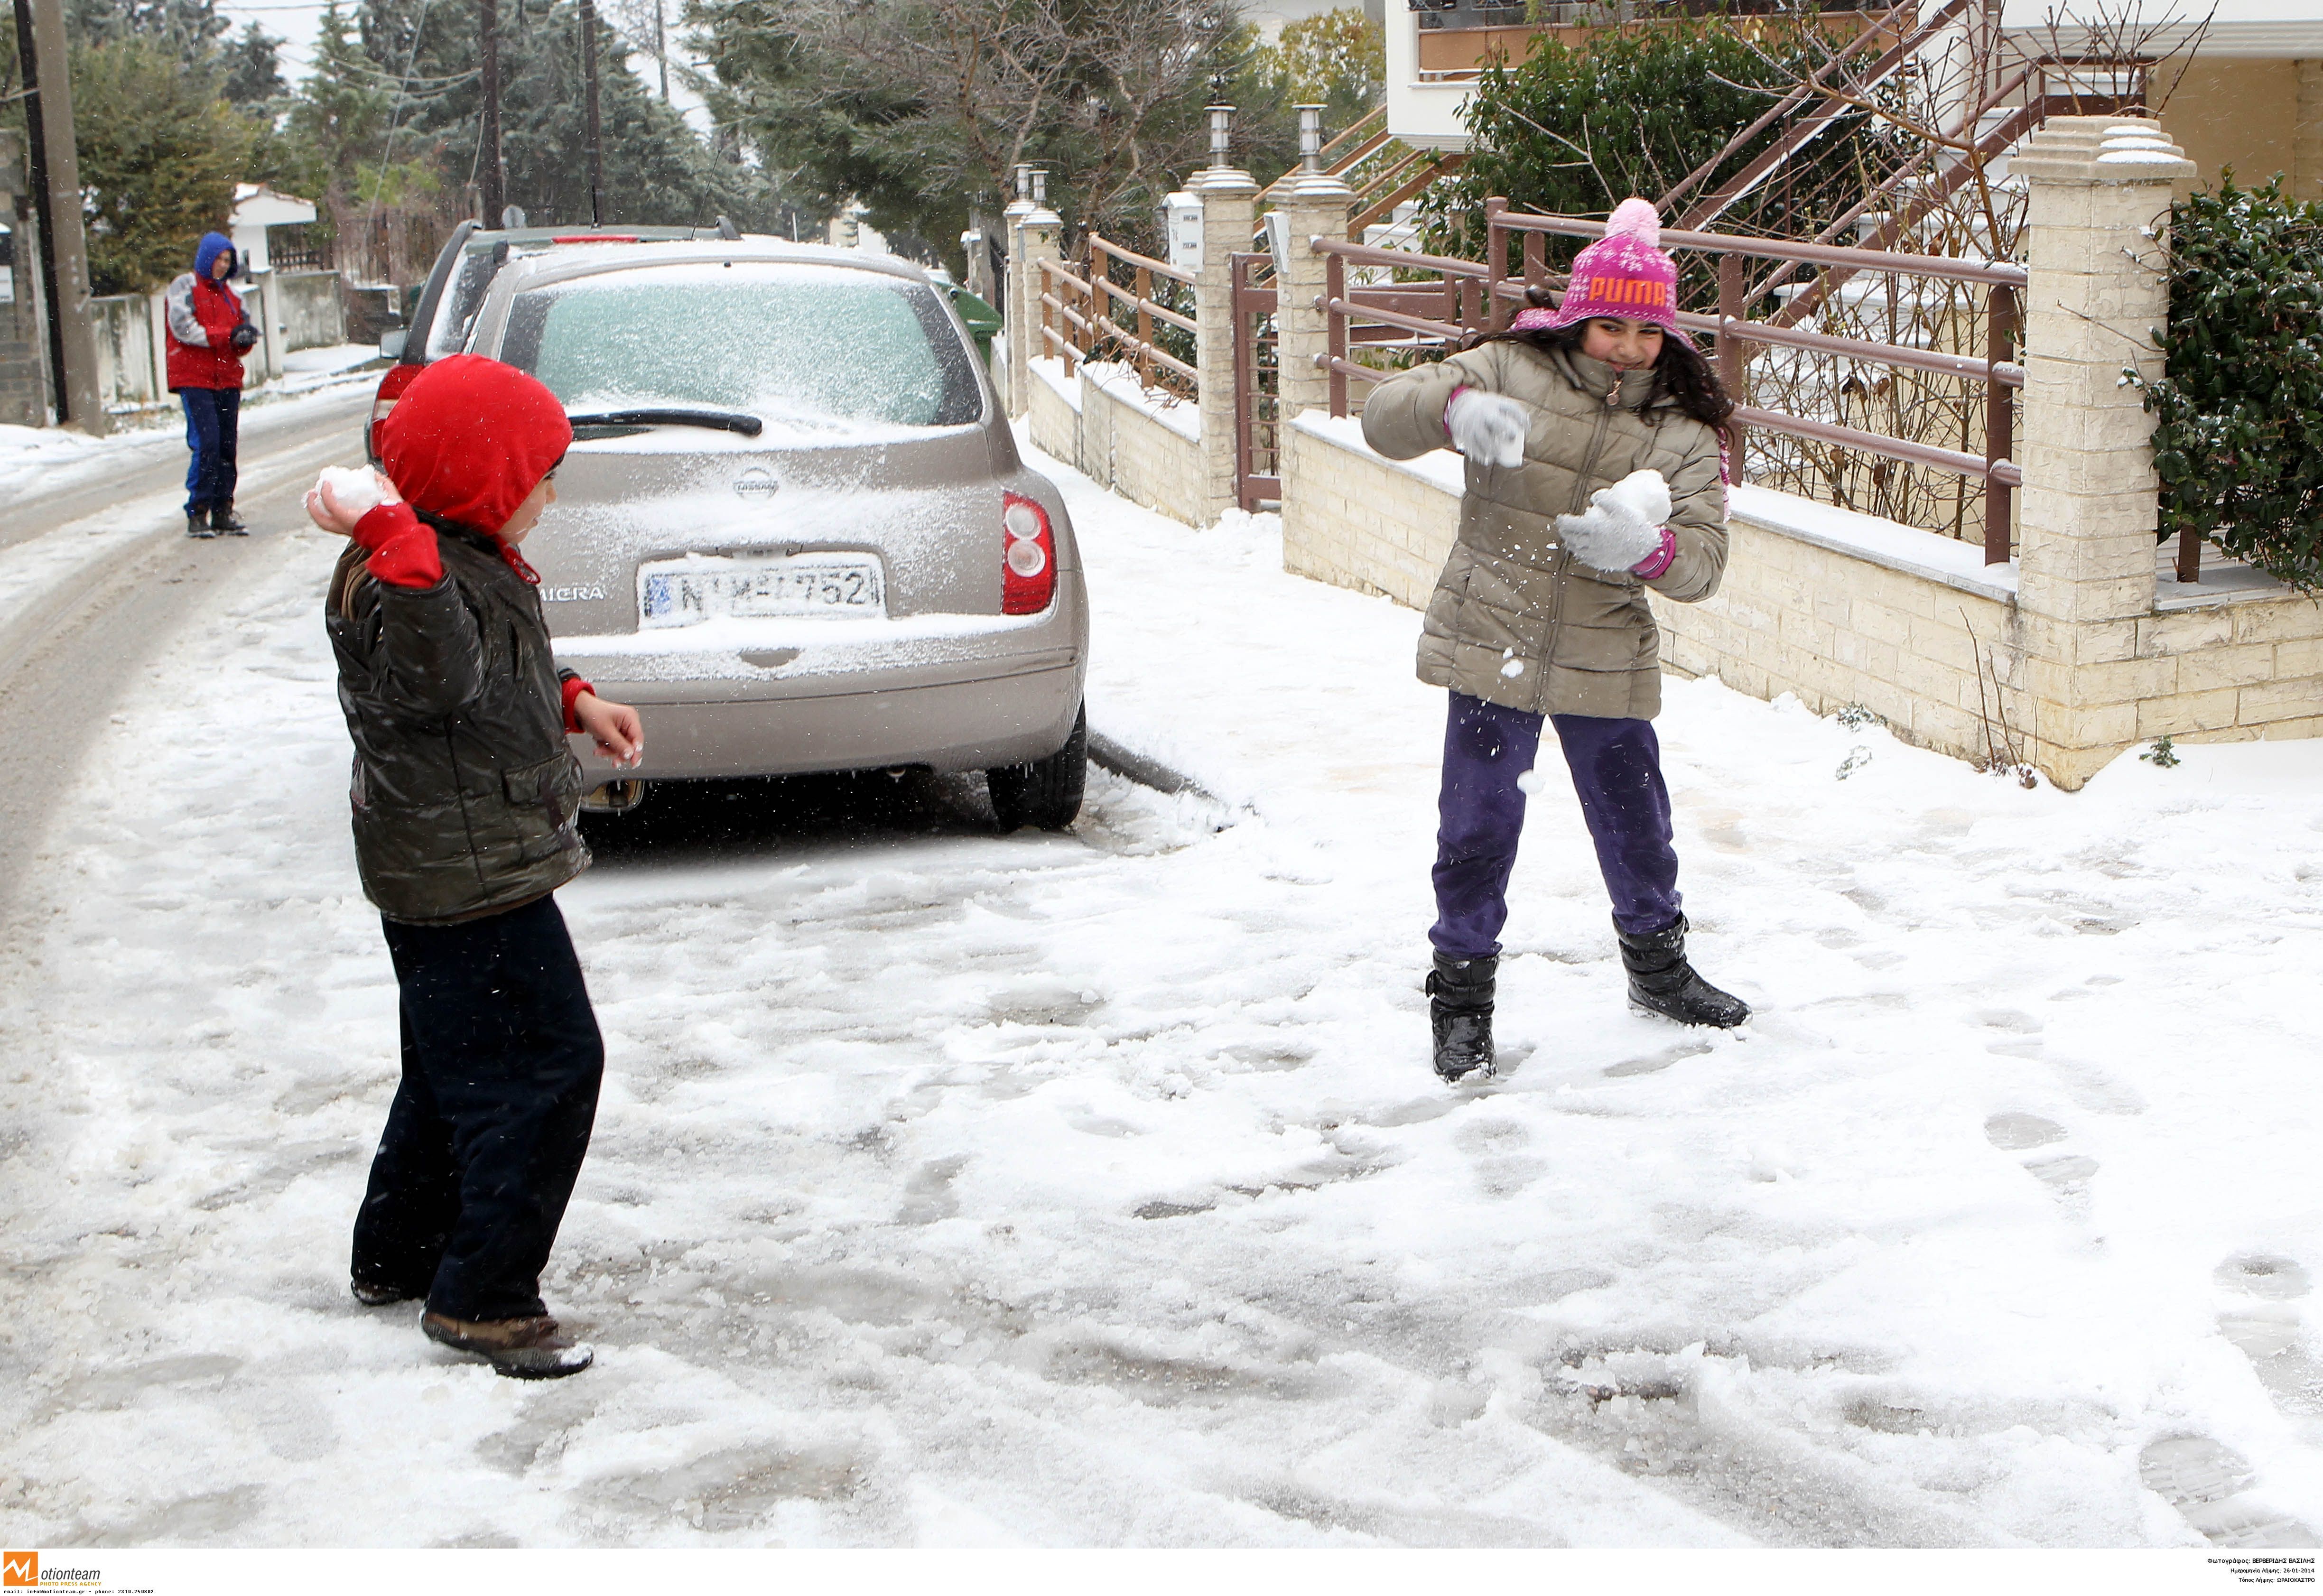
[1513,197,1679,334]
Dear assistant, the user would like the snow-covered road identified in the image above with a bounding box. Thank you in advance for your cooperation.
[1,432,2320,1549]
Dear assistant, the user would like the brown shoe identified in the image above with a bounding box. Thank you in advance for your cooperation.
[421,1309,594,1379]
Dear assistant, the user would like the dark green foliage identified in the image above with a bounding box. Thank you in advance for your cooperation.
[340,0,772,232]
[222,21,286,107]
[63,0,231,72]
[69,35,253,294]
[2143,176,2323,593]
[3,0,261,294]
[1418,15,1868,271]
[690,0,1299,269]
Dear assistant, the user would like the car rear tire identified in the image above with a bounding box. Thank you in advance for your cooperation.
[987,704,1086,832]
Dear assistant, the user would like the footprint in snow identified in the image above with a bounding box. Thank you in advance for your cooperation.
[2138,1436,2318,1548]
[2215,1255,2323,1420]
[1985,1113,2098,1203]
[1984,1112,2065,1151]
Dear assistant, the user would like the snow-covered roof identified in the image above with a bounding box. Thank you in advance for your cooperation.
[230,184,318,229]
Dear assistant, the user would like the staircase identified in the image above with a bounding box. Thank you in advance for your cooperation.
[1262,107,1468,238]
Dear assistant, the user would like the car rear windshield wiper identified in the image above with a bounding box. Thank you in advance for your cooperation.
[565,408,764,437]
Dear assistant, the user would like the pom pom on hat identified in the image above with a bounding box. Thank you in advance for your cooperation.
[1606,197,1661,247]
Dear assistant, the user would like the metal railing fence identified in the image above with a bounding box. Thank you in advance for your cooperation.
[1311,203,2028,565]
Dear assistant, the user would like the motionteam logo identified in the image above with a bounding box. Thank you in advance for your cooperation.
[3,1555,101,1588]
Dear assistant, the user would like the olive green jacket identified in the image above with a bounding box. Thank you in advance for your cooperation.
[325,526,589,924]
[1360,341,1728,720]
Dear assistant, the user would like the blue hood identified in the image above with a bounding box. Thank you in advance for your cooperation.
[194,232,236,280]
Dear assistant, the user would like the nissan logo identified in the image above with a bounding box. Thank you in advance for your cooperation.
[734,469,780,500]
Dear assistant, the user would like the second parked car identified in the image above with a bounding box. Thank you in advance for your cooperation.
[455,236,1090,829]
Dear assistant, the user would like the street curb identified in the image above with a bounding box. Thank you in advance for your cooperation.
[1088,731,1221,806]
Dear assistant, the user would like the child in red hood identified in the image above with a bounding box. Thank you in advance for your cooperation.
[307,353,641,1379]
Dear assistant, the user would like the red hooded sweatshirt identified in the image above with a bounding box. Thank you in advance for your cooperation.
[349,354,592,724]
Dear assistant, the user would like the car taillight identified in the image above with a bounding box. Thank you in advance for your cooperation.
[1001,492,1055,615]
[370,363,421,460]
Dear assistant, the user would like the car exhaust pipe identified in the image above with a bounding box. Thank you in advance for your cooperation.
[580,778,649,814]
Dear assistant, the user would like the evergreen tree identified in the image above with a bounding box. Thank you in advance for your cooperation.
[223,21,287,107]
[694,0,1271,262]
[344,0,770,230]
[70,32,253,293]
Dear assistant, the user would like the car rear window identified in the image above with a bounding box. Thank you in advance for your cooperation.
[425,245,504,361]
[497,262,982,431]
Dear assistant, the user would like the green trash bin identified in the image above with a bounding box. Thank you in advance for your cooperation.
[950,287,1002,370]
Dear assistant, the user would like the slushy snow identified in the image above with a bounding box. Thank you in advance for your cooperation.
[0,428,2319,1548]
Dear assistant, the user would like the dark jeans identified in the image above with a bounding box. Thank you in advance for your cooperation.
[1431,691,1682,958]
[352,894,604,1322]
[180,385,241,513]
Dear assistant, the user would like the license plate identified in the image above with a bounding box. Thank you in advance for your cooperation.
[639,554,885,627]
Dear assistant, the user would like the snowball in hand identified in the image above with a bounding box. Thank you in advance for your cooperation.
[1555,467,1672,573]
[316,465,385,516]
[1596,468,1671,529]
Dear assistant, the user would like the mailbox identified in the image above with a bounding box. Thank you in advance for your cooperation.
[1163,191,1204,275]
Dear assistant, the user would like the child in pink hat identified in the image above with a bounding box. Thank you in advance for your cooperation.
[1359,196,1750,1085]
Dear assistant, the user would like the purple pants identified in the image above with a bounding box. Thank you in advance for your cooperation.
[1431,691,1681,958]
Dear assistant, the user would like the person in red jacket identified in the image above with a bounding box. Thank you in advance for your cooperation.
[165,231,258,538]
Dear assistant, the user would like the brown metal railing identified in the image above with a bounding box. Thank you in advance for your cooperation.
[1037,257,1097,375]
[1038,238,1198,396]
[1088,233,1198,394]
[1311,206,2027,565]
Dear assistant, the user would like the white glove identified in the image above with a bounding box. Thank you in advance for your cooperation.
[1555,469,1672,574]
[1445,388,1528,469]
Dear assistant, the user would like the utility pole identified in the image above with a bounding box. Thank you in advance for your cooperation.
[479,0,502,225]
[579,0,604,226]
[653,0,668,101]
[12,0,105,433]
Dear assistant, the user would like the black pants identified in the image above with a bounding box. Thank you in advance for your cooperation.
[352,894,604,1322]
[179,386,240,513]
[1431,691,1682,958]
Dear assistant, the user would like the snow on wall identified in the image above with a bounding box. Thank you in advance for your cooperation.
[1029,357,1208,530]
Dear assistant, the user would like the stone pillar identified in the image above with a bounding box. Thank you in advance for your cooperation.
[1003,182,1034,418]
[1019,202,1062,396]
[2013,116,2196,785]
[2296,62,2323,202]
[1273,172,1353,427]
[1193,166,1257,521]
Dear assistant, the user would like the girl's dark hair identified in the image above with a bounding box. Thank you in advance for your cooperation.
[1467,287,1738,443]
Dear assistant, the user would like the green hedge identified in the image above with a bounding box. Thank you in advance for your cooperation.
[2145,177,2323,593]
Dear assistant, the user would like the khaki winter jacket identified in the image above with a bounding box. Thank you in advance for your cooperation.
[1361,341,1728,720]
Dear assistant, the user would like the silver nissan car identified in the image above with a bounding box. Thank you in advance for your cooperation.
[461,239,1089,830]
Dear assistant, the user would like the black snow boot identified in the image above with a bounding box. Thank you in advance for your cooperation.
[186,508,217,538]
[1617,915,1750,1028]
[1425,951,1497,1084]
[422,1310,594,1380]
[209,502,249,535]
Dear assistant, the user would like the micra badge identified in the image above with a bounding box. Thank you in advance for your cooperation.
[734,469,780,500]
[542,585,607,602]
